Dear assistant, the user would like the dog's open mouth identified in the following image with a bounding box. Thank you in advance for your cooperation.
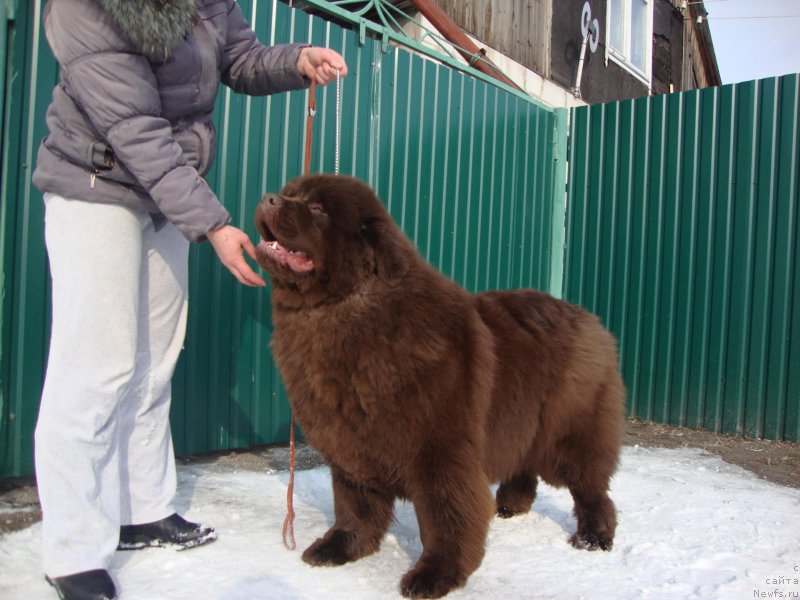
[257,239,315,273]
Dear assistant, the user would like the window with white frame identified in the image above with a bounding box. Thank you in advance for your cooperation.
[607,0,653,85]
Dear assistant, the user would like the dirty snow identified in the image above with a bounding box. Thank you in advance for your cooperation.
[1,446,798,599]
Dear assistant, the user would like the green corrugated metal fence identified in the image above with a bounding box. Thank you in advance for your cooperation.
[564,75,800,442]
[0,0,561,476]
[4,0,797,479]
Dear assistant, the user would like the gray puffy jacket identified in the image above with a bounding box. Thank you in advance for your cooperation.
[32,0,310,242]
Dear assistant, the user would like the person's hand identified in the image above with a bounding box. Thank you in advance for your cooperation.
[296,47,348,85]
[207,225,267,287]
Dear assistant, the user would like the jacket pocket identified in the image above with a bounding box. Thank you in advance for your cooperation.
[174,122,215,176]
[87,141,116,172]
[84,139,139,187]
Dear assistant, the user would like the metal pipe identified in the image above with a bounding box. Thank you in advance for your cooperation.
[573,32,589,99]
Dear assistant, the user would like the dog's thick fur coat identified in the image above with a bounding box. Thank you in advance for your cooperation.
[254,175,625,598]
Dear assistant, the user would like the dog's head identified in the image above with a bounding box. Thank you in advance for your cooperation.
[254,174,411,305]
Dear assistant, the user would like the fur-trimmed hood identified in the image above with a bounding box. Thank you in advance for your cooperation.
[96,0,197,56]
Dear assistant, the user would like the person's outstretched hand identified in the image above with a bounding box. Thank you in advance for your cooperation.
[296,47,348,85]
[207,225,267,287]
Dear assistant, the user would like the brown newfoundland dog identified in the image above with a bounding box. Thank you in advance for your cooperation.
[254,174,625,598]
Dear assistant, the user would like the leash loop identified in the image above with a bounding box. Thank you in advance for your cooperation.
[281,412,297,550]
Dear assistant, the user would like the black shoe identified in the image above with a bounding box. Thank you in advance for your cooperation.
[45,569,117,600]
[118,513,216,551]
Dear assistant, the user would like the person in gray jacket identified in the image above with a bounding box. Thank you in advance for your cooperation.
[32,1,347,598]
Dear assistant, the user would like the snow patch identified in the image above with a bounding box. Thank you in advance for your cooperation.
[1,447,798,599]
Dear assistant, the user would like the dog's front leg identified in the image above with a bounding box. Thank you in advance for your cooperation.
[401,446,495,599]
[302,466,395,566]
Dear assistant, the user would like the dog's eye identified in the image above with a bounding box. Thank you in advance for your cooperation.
[309,203,327,216]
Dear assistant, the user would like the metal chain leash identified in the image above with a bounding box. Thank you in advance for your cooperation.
[334,68,341,175]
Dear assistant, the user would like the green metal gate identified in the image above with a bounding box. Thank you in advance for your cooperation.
[564,75,800,442]
[1,0,56,478]
[0,0,562,476]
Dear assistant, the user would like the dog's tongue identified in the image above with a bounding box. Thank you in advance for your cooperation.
[260,240,314,272]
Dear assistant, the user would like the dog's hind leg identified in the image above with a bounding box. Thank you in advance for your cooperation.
[567,484,617,551]
[561,395,622,550]
[495,470,538,518]
[540,440,617,551]
[541,371,623,551]
[549,431,618,552]
[302,466,395,566]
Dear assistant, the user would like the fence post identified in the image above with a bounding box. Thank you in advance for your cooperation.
[549,107,569,299]
[0,0,16,155]
[0,0,18,477]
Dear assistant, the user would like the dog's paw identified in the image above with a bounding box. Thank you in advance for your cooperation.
[569,530,613,551]
[301,530,355,566]
[399,562,465,599]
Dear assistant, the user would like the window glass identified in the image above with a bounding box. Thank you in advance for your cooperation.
[631,0,648,71]
[609,0,625,50]
[607,0,652,82]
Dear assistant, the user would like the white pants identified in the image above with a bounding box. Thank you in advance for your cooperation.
[35,194,189,578]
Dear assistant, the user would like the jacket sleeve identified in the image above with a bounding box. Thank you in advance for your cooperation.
[220,0,311,95]
[44,0,231,242]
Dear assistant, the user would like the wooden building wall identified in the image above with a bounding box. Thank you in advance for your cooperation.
[429,0,719,103]
[435,0,552,79]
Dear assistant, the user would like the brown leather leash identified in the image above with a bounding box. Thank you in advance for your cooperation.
[281,68,341,551]
[283,77,322,550]
[303,81,317,177]
[282,80,317,551]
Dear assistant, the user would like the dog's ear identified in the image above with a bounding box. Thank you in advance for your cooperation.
[361,217,410,285]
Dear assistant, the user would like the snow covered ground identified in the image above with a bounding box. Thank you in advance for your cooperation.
[1,446,798,600]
